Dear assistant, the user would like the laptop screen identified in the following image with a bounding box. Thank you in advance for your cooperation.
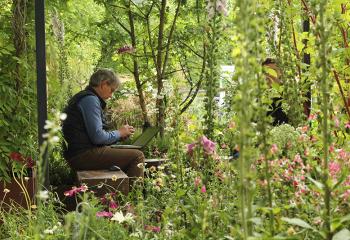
[132,127,159,147]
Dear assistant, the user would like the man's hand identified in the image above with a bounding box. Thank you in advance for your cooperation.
[118,125,135,139]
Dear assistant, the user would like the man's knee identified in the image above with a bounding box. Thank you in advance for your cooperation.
[134,150,144,162]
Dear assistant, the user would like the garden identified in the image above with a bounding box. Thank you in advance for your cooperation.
[1,0,350,239]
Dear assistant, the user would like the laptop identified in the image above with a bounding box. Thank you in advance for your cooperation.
[110,126,159,149]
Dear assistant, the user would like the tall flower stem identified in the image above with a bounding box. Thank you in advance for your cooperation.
[233,0,262,237]
[316,0,332,239]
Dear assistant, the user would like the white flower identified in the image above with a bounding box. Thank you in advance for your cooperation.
[3,188,10,193]
[44,120,54,130]
[38,190,49,200]
[60,113,67,120]
[44,229,54,234]
[111,175,118,181]
[111,211,135,224]
[51,136,60,143]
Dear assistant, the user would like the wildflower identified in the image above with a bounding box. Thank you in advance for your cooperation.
[3,188,10,193]
[38,190,49,200]
[153,178,164,188]
[200,136,216,154]
[149,166,157,172]
[96,211,113,218]
[194,176,201,187]
[43,229,54,235]
[187,143,196,155]
[201,185,207,193]
[144,225,161,233]
[64,185,88,197]
[10,152,24,162]
[308,113,317,121]
[59,113,67,120]
[111,211,134,224]
[111,175,118,181]
[109,200,118,209]
[31,204,37,209]
[334,116,340,127]
[329,161,341,178]
[301,125,308,133]
[338,149,348,160]
[24,177,30,181]
[342,189,350,201]
[157,165,164,171]
[270,144,278,155]
[345,122,350,129]
[117,45,135,54]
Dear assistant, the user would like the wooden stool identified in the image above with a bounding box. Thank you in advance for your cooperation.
[76,170,129,196]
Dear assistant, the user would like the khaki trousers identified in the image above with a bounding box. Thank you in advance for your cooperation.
[67,147,145,180]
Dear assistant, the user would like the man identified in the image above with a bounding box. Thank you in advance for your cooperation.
[62,69,144,181]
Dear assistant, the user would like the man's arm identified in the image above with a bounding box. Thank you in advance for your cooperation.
[78,95,120,145]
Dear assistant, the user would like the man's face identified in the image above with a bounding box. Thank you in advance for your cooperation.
[99,80,118,100]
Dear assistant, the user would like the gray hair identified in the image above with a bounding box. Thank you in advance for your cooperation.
[89,69,120,87]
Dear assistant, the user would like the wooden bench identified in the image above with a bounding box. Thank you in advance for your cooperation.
[76,170,129,196]
[145,158,168,168]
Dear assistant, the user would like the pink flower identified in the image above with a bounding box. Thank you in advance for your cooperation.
[187,143,196,155]
[293,154,302,164]
[10,152,24,162]
[96,211,113,218]
[200,136,216,154]
[329,161,341,177]
[117,45,135,54]
[342,189,350,201]
[194,176,201,187]
[109,200,118,209]
[334,117,340,128]
[201,185,207,193]
[338,149,347,160]
[64,185,88,197]
[270,144,278,155]
[345,122,350,129]
[329,144,335,153]
[144,225,161,233]
[301,126,308,133]
[308,113,317,121]
[26,157,35,168]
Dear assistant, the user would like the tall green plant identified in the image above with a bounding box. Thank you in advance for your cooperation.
[315,0,332,238]
[232,0,262,237]
[203,0,223,139]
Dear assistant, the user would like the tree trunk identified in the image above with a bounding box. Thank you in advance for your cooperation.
[155,0,167,137]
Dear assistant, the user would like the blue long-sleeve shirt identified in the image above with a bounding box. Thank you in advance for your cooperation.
[77,95,120,145]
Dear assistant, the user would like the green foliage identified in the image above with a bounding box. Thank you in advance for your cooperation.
[270,124,301,158]
[0,0,37,181]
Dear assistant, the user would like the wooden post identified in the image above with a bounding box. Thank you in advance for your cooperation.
[35,0,49,187]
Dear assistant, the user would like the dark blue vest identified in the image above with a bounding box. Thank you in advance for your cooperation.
[62,87,107,159]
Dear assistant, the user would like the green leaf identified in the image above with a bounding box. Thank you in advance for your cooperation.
[333,229,350,240]
[281,217,313,230]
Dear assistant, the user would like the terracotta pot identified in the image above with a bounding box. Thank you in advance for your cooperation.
[0,174,36,210]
